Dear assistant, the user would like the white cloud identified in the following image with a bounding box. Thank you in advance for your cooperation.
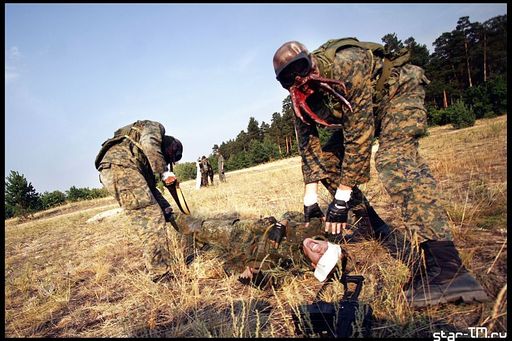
[5,65,19,85]
[5,46,22,85]
[8,46,21,59]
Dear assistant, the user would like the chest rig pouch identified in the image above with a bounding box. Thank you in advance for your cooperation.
[291,274,373,338]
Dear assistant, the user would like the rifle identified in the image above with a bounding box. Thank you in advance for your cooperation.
[291,274,373,338]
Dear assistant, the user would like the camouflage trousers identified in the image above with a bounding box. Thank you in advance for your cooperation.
[337,47,452,242]
[99,164,173,280]
[201,172,209,187]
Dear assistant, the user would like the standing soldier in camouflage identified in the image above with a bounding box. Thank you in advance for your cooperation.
[216,151,226,182]
[95,120,183,282]
[207,159,214,185]
[272,38,488,307]
[200,156,210,187]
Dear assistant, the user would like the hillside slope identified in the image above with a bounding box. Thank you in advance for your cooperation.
[5,115,507,337]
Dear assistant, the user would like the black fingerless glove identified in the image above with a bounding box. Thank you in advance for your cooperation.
[304,203,325,223]
[326,199,349,223]
[268,222,287,245]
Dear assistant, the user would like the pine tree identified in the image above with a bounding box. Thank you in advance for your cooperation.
[5,170,41,219]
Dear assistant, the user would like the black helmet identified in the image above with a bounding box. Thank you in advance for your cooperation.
[163,135,182,164]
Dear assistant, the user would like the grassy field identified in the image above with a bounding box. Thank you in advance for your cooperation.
[4,115,507,337]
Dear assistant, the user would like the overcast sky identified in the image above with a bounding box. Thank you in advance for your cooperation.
[5,3,507,192]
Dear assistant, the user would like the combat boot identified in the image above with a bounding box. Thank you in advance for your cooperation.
[365,205,391,241]
[405,240,489,308]
[344,205,391,243]
[347,188,391,242]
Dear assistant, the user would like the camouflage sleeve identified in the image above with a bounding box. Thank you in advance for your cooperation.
[296,116,340,184]
[139,120,168,175]
[333,47,375,187]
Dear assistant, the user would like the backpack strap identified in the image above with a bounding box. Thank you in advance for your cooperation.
[375,48,411,93]
[94,124,145,170]
[312,37,385,78]
[312,37,411,94]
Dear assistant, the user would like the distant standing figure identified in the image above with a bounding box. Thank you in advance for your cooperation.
[195,158,201,189]
[200,156,210,187]
[207,159,214,185]
[217,151,226,182]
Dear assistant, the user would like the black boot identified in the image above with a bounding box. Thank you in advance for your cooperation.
[346,205,391,243]
[348,187,391,242]
[366,205,391,241]
[406,240,489,308]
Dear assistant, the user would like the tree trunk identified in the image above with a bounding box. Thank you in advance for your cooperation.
[277,136,282,155]
[464,37,473,87]
[293,122,300,154]
[443,89,448,108]
[483,31,487,82]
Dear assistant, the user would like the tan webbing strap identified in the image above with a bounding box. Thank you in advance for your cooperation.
[375,58,393,93]
[122,125,144,150]
[123,134,144,152]
[375,49,411,93]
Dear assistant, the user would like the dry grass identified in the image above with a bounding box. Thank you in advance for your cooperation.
[5,115,507,337]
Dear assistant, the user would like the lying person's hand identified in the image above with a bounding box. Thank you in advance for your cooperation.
[267,220,287,248]
[237,266,271,290]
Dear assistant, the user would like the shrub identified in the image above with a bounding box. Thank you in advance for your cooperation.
[174,162,197,182]
[65,186,109,202]
[448,100,476,129]
[487,75,507,116]
[463,75,507,118]
[428,107,451,126]
[40,190,66,210]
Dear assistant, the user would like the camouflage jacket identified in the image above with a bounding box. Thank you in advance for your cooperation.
[294,37,390,188]
[296,38,416,188]
[199,159,210,174]
[176,211,343,285]
[95,120,169,176]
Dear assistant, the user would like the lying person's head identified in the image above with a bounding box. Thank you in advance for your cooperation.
[302,237,346,282]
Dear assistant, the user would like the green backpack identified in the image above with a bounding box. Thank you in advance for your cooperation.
[94,121,144,170]
[312,37,411,93]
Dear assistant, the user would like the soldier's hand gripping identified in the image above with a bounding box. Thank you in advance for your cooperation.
[163,206,174,222]
[268,220,287,248]
[162,171,177,186]
[304,203,325,227]
[325,188,352,234]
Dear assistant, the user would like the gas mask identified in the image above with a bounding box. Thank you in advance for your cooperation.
[273,41,353,127]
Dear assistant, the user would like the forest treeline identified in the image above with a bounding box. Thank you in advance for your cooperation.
[174,14,507,181]
[4,170,110,220]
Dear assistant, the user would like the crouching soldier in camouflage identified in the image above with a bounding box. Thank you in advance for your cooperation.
[174,211,372,290]
[272,38,489,307]
[95,120,183,282]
